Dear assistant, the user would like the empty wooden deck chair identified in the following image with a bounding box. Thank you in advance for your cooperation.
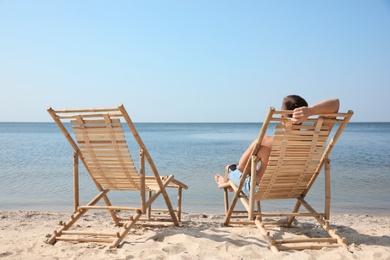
[219,107,353,252]
[46,104,188,248]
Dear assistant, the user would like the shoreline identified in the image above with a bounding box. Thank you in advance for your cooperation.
[2,201,390,217]
[1,210,389,259]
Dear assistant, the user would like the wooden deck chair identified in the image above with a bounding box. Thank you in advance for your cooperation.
[46,104,188,248]
[219,107,353,252]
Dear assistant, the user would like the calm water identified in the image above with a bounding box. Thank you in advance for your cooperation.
[1,122,389,215]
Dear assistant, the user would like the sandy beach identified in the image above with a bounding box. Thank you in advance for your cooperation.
[0,210,389,259]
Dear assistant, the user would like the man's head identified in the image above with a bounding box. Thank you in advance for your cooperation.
[281,95,308,118]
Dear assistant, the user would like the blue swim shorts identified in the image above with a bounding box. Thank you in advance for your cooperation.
[228,168,251,195]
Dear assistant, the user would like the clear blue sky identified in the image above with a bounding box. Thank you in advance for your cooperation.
[1,1,389,122]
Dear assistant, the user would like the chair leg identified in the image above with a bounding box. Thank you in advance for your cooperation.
[91,181,120,226]
[224,181,240,226]
[287,199,302,227]
[324,158,331,220]
[177,187,183,222]
[147,191,152,220]
[256,201,262,222]
[109,210,143,248]
[223,187,229,214]
[101,193,121,226]
[254,216,280,253]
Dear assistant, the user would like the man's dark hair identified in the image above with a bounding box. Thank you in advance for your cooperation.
[281,95,308,117]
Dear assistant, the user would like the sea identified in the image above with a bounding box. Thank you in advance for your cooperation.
[1,122,390,215]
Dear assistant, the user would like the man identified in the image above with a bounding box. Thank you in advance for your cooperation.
[214,95,340,194]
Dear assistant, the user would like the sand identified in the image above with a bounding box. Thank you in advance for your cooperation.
[0,210,389,259]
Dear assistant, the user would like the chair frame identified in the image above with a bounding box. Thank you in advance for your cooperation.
[46,104,188,248]
[219,107,353,252]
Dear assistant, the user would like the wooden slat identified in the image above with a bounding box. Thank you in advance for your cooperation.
[61,231,119,237]
[70,118,121,124]
[277,244,342,251]
[71,114,142,190]
[56,237,113,243]
[255,117,329,200]
[72,125,123,131]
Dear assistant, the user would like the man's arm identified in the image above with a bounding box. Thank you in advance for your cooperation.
[291,98,340,124]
